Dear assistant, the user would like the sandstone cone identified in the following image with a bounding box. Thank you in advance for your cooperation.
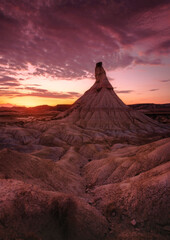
[60,62,161,131]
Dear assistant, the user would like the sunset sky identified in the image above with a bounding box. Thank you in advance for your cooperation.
[0,0,170,107]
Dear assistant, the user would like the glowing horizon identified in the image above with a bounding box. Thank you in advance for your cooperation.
[0,1,170,107]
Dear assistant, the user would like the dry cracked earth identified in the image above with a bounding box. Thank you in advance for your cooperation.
[0,119,170,240]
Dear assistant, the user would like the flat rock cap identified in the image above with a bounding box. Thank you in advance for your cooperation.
[96,62,102,67]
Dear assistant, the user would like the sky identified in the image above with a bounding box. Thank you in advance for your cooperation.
[0,0,170,107]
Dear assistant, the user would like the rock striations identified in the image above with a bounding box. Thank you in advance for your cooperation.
[59,62,165,133]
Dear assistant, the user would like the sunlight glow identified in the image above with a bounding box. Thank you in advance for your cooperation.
[7,96,76,107]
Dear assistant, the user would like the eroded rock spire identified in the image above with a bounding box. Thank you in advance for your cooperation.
[95,62,113,90]
[57,62,169,132]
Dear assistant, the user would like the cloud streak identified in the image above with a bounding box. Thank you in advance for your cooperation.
[160,79,170,83]
[0,76,20,86]
[116,90,134,94]
[0,85,81,99]
[0,0,169,80]
[149,89,159,91]
[147,40,170,55]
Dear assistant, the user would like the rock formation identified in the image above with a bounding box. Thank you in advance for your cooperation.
[0,63,170,240]
[59,62,165,134]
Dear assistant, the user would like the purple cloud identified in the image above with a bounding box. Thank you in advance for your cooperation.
[0,76,20,86]
[160,79,170,82]
[0,85,81,99]
[133,58,161,66]
[116,90,134,94]
[147,40,170,55]
[0,0,169,80]
[24,87,48,93]
[149,89,159,91]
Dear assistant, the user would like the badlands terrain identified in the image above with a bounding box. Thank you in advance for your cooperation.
[0,62,170,240]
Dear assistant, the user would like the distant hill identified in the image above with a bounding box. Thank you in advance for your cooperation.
[0,103,169,113]
[0,103,170,124]
[128,103,170,124]
[0,104,71,115]
[129,103,170,113]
